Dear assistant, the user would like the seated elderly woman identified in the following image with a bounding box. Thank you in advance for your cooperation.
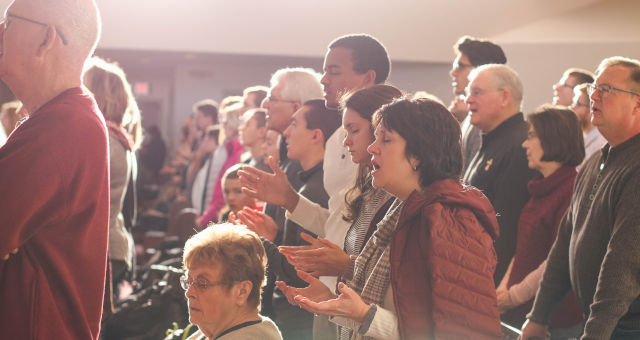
[181,223,282,340]
[278,98,502,339]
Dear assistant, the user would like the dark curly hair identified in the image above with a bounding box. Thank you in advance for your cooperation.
[373,98,463,187]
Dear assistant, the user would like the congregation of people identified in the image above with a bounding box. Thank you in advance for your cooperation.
[1,0,640,340]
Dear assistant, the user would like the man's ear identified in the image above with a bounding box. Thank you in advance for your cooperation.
[363,70,377,87]
[499,88,511,108]
[312,129,324,145]
[36,26,57,57]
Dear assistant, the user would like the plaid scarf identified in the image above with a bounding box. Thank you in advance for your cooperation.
[350,198,403,307]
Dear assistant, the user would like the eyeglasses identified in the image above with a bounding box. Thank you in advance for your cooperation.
[453,62,473,71]
[555,82,575,89]
[587,83,640,98]
[2,13,68,46]
[465,87,502,98]
[264,96,297,104]
[180,275,225,291]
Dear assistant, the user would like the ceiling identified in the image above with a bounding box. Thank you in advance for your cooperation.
[4,0,636,63]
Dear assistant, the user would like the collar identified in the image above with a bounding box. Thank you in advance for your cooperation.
[481,112,524,146]
[398,178,500,240]
[298,161,323,183]
[214,319,262,339]
[527,165,576,198]
[599,133,640,170]
[31,87,85,118]
[278,136,289,166]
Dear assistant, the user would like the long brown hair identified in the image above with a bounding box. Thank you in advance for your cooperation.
[340,84,402,223]
[84,57,142,150]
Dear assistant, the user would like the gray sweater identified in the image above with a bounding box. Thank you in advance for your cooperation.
[528,134,640,339]
[108,134,135,268]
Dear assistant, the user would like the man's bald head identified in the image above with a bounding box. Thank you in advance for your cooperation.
[0,0,101,111]
[11,0,101,65]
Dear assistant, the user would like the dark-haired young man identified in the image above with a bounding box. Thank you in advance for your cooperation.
[281,100,341,248]
[240,33,391,340]
[321,34,391,108]
[449,36,507,170]
[285,33,390,243]
[243,33,391,256]
[259,100,342,340]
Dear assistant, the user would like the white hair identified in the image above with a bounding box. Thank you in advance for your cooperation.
[270,67,324,105]
[469,64,524,107]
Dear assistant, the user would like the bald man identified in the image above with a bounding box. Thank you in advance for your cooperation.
[0,0,109,339]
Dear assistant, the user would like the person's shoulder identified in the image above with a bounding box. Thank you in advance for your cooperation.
[37,88,105,136]
[218,317,283,340]
[253,316,283,340]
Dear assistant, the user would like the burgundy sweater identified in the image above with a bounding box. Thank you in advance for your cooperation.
[0,88,110,339]
[503,165,584,328]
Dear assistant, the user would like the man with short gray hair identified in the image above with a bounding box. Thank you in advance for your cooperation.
[0,0,109,339]
[523,56,640,340]
[249,67,323,339]
[463,64,536,284]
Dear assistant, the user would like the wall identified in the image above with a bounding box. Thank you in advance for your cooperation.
[502,42,640,114]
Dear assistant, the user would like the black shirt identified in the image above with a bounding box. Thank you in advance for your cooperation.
[463,113,536,283]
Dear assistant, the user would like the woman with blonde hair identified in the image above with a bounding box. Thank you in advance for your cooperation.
[182,224,282,339]
[84,56,142,300]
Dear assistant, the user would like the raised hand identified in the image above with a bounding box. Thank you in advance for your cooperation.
[295,282,370,323]
[238,156,299,212]
[275,270,335,306]
[236,207,279,242]
[279,232,351,277]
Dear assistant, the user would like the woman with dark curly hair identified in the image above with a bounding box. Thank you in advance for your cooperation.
[278,98,501,340]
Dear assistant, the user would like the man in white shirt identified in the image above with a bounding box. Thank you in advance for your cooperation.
[240,34,391,340]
